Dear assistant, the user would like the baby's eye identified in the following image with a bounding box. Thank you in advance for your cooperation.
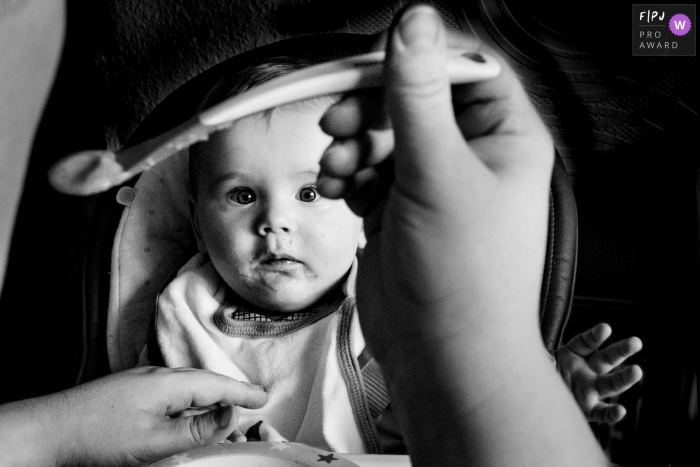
[228,188,256,205]
[298,186,318,203]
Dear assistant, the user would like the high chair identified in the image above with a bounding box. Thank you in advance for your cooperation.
[75,33,578,385]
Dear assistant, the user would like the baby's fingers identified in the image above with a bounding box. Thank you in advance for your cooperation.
[228,428,247,443]
[564,323,612,358]
[595,365,643,399]
[589,403,627,425]
[589,336,643,375]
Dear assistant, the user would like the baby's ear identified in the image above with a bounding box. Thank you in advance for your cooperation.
[188,195,208,254]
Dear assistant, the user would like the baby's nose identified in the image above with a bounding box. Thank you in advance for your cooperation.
[260,224,290,234]
[256,202,296,236]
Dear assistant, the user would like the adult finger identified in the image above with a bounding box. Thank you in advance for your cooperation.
[384,5,476,189]
[371,24,475,59]
[595,365,643,399]
[153,405,240,455]
[320,161,392,230]
[321,25,487,138]
[163,369,268,413]
[588,336,643,375]
[319,129,394,179]
[318,94,394,201]
[320,91,388,138]
[564,323,612,358]
[344,163,392,233]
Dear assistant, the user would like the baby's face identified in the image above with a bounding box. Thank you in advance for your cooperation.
[192,104,363,312]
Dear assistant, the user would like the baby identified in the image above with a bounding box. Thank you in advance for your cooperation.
[141,58,642,453]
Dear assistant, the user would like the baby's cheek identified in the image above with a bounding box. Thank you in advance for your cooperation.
[302,265,319,279]
[320,241,356,278]
[311,231,341,266]
[213,239,257,289]
[302,217,358,275]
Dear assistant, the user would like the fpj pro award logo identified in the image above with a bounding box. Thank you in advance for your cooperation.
[633,4,695,55]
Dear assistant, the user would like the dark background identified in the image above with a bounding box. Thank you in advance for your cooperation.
[1,1,697,465]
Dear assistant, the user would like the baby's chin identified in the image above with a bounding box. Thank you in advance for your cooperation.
[236,285,331,313]
[224,269,349,313]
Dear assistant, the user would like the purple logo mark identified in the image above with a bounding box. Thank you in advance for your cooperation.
[669,13,692,36]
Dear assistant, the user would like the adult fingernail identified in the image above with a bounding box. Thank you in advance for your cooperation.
[214,405,235,428]
[398,5,440,50]
[462,52,486,63]
[245,382,266,392]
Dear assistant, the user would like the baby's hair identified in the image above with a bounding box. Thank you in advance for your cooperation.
[189,56,339,198]
[195,56,315,113]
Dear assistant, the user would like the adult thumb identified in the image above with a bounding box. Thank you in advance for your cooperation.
[160,405,240,453]
[385,5,466,183]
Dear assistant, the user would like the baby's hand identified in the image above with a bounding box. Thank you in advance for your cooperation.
[229,420,288,443]
[556,323,643,424]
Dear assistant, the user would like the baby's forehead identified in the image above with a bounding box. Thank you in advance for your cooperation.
[193,103,333,181]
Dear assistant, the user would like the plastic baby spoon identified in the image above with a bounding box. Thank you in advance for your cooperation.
[48,49,500,196]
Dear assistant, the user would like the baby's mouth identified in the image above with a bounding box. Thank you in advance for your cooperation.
[258,253,304,271]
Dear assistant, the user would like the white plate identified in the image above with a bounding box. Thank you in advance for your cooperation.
[148,442,411,467]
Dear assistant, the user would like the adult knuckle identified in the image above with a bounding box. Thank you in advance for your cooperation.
[392,72,449,101]
[189,419,209,447]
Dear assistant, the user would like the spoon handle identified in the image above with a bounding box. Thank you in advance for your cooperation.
[49,50,500,196]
